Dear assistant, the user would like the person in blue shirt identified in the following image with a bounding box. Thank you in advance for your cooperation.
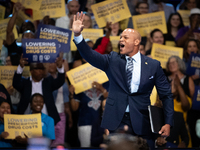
[15,93,55,145]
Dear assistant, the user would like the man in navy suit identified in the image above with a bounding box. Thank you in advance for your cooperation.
[72,12,174,149]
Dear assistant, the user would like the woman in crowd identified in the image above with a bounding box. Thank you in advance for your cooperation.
[166,56,194,113]
[183,39,200,68]
[15,93,55,146]
[110,22,122,36]
[166,56,195,147]
[145,29,165,55]
[183,40,200,147]
[165,13,184,42]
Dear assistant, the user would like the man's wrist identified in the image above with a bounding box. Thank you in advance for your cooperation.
[74,33,81,37]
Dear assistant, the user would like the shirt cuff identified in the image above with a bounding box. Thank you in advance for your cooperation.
[57,64,64,73]
[74,34,83,44]
[16,65,24,74]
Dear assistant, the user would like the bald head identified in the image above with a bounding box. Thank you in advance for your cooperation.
[123,28,141,43]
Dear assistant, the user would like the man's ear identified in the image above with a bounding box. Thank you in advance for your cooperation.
[134,39,140,46]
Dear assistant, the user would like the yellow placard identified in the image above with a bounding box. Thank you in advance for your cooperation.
[66,63,109,94]
[11,0,43,10]
[91,0,131,28]
[0,18,18,40]
[150,86,157,105]
[177,10,190,26]
[71,29,104,51]
[110,36,120,53]
[0,5,5,20]
[151,43,183,69]
[4,114,42,139]
[165,41,176,47]
[132,11,167,37]
[32,0,66,21]
[15,10,34,29]
[0,66,30,88]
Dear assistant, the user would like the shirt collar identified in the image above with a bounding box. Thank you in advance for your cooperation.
[125,51,140,63]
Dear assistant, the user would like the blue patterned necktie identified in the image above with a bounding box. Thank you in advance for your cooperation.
[126,57,133,92]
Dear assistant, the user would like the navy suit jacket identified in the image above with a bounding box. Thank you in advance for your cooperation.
[75,39,174,135]
[12,72,65,125]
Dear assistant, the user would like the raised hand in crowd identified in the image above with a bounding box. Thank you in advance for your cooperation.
[19,54,28,68]
[92,81,108,99]
[55,52,64,68]
[72,12,85,36]
[0,131,9,140]
[104,22,112,38]
[6,2,24,45]
[42,15,50,25]
[173,74,182,89]
[14,2,24,12]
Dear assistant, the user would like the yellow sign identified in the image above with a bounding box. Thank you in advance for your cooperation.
[0,66,30,88]
[132,11,167,37]
[0,18,18,40]
[151,43,183,69]
[71,29,104,51]
[4,114,42,139]
[0,5,5,20]
[11,0,42,10]
[67,63,109,94]
[177,10,190,26]
[91,0,131,28]
[110,36,120,53]
[15,10,34,29]
[32,0,66,21]
[165,41,176,47]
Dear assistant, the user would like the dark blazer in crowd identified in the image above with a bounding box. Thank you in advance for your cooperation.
[12,72,65,124]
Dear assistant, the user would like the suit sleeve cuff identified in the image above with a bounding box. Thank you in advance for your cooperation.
[74,34,83,44]
[17,65,24,74]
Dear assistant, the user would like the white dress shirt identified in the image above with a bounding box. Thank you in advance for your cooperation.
[125,52,141,112]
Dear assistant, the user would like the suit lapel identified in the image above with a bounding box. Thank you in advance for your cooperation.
[138,54,148,93]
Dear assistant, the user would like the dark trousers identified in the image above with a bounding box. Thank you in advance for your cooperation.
[109,113,155,150]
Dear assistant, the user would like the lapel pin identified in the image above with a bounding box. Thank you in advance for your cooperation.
[145,62,148,65]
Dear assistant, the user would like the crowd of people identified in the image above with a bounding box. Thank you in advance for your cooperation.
[0,0,200,149]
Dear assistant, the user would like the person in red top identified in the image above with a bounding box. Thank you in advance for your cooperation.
[94,22,113,54]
